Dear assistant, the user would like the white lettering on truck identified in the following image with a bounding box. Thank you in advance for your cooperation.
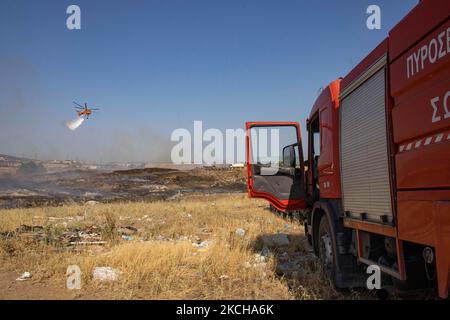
[407,27,450,79]
[430,90,450,124]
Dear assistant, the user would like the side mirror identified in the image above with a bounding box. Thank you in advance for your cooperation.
[282,145,296,168]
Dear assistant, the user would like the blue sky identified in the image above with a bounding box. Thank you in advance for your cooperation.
[0,0,417,162]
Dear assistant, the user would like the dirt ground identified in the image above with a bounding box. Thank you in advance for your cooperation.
[0,192,378,300]
[0,164,246,209]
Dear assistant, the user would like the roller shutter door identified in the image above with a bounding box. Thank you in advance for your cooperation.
[340,68,393,224]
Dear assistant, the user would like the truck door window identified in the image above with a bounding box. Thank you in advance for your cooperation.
[294,145,300,168]
[249,126,299,173]
[313,132,320,157]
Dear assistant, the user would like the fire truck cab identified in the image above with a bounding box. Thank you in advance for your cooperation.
[246,0,450,298]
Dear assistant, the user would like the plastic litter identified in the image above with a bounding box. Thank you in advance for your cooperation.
[93,267,121,281]
[192,240,211,250]
[16,272,32,281]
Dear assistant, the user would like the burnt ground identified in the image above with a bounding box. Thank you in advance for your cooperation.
[0,166,246,209]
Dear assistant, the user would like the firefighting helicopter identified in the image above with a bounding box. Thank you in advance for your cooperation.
[73,101,100,119]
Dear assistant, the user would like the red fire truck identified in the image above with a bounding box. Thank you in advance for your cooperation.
[246,0,449,298]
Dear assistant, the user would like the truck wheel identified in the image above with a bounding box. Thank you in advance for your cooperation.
[318,214,336,278]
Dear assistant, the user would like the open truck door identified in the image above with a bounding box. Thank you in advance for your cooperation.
[246,122,306,212]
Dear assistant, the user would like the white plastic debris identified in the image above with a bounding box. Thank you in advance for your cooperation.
[92,267,121,281]
[71,241,107,245]
[156,235,167,241]
[235,228,246,237]
[83,192,102,198]
[192,240,211,250]
[254,253,267,263]
[16,272,32,281]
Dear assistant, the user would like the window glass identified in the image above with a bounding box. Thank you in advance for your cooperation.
[250,126,298,167]
[313,131,320,157]
[294,145,300,168]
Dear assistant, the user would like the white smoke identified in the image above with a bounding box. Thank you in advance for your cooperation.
[66,116,85,131]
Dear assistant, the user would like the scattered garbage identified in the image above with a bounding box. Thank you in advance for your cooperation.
[254,253,267,263]
[66,226,104,245]
[0,225,44,242]
[147,184,168,192]
[16,272,32,281]
[121,235,133,241]
[156,235,167,241]
[0,224,108,247]
[244,257,267,269]
[93,267,121,281]
[83,192,102,198]
[219,275,229,280]
[47,217,67,221]
[192,240,211,250]
[200,227,212,234]
[235,228,246,237]
[118,226,138,235]
[70,241,107,245]
[167,190,182,201]
[19,225,43,233]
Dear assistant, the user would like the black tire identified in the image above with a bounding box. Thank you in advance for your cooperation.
[318,214,336,280]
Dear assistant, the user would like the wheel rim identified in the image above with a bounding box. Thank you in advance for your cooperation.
[320,232,333,268]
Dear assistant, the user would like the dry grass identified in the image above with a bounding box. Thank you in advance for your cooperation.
[0,194,369,300]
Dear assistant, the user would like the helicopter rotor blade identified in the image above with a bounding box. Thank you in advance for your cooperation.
[73,101,84,108]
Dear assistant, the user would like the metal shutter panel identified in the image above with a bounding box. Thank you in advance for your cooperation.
[340,69,393,223]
